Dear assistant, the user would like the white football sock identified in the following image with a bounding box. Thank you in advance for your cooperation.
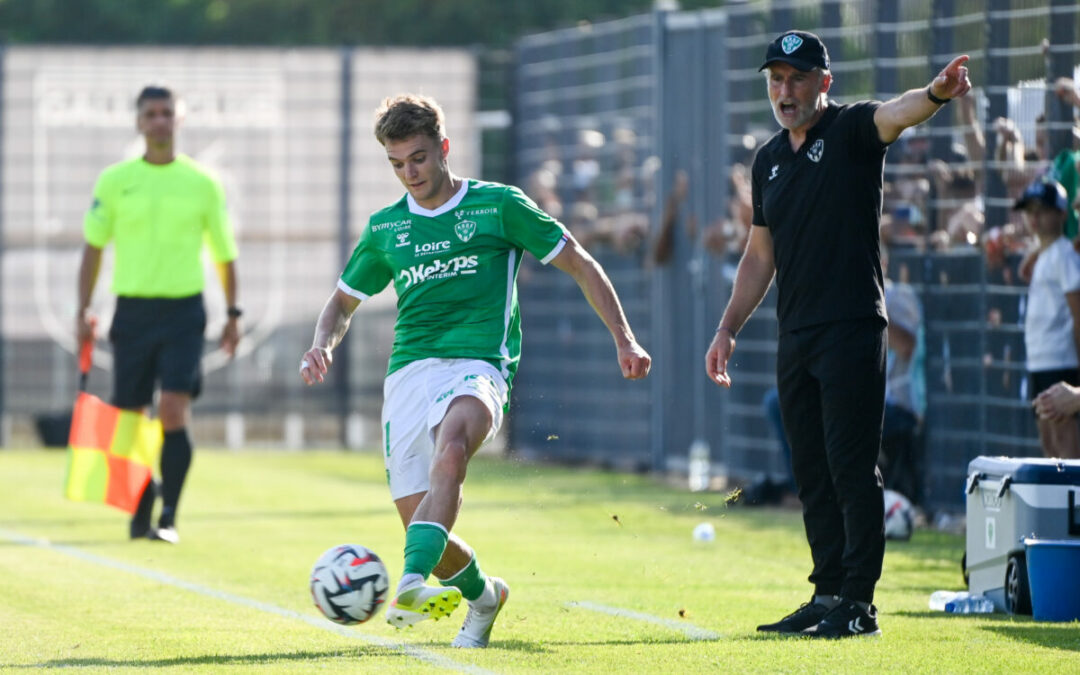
[396,573,424,594]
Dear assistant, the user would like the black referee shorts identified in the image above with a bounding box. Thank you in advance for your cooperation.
[109,294,206,409]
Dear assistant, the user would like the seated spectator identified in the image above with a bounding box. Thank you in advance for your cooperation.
[880,247,927,504]
[1032,380,1080,432]
[1017,177,1080,459]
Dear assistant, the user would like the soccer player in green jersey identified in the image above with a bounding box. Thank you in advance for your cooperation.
[299,93,650,647]
[76,86,242,544]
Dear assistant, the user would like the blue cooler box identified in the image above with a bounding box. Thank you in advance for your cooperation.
[965,456,1080,613]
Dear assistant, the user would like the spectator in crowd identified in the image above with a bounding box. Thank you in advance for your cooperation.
[1034,381,1080,457]
[76,85,242,544]
[927,140,982,249]
[1017,177,1080,458]
[879,247,927,504]
[650,169,689,266]
[992,115,1044,204]
[881,131,931,250]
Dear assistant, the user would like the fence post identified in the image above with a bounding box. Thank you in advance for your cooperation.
[930,0,956,162]
[1047,0,1079,154]
[650,9,668,472]
[336,46,354,448]
[985,0,1010,231]
[874,0,898,100]
[821,2,843,98]
[770,4,793,35]
[0,43,5,446]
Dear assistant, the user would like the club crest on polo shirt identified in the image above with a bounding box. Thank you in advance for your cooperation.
[781,34,803,54]
[808,139,825,163]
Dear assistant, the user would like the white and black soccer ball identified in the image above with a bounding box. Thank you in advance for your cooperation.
[883,489,915,541]
[310,544,390,624]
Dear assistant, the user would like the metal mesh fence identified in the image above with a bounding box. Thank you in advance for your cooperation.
[511,1,1080,509]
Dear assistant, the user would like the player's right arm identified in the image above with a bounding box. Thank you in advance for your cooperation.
[300,289,362,386]
[302,218,391,386]
[705,224,775,388]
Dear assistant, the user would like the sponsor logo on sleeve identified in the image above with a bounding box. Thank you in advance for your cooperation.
[372,219,412,233]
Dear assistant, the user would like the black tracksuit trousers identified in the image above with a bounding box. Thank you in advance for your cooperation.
[776,317,887,603]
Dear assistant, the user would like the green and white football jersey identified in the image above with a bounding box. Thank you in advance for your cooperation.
[339,179,569,387]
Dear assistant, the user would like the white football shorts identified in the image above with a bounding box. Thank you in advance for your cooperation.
[381,358,508,500]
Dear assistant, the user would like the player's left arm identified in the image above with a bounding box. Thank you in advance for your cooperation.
[874,55,972,144]
[549,236,651,379]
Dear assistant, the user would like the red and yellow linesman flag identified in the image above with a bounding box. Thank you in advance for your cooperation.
[63,340,162,514]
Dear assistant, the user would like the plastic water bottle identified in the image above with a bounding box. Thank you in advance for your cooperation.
[928,590,958,611]
[688,440,710,492]
[945,593,995,614]
[930,590,995,614]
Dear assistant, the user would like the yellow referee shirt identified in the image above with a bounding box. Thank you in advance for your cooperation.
[84,155,238,298]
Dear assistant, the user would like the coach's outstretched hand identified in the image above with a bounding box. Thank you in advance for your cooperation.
[618,341,652,379]
[930,55,972,101]
[299,346,333,386]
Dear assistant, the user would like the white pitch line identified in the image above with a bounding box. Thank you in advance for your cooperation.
[0,528,496,675]
[567,601,721,641]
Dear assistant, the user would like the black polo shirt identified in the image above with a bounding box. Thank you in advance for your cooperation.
[751,100,889,334]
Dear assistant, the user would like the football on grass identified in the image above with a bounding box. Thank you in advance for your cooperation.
[310,544,390,624]
[883,489,915,541]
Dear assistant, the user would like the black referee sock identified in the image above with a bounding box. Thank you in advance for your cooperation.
[159,428,193,528]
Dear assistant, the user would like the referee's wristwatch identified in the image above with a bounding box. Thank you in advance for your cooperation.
[227,306,243,319]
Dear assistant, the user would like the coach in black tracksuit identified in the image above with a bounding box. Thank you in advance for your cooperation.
[705,31,971,638]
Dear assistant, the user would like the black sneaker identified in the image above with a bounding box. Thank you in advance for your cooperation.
[756,598,831,633]
[128,481,158,539]
[805,601,881,638]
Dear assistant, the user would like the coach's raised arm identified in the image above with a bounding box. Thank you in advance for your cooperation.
[874,54,973,144]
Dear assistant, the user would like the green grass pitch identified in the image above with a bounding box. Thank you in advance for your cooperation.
[0,449,1076,673]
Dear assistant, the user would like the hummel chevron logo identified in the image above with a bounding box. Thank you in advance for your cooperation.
[848,617,863,633]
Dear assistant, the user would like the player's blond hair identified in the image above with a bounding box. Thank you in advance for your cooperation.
[374,94,446,145]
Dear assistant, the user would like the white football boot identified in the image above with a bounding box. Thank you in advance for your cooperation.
[451,577,509,648]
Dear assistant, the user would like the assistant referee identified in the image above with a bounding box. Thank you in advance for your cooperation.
[76,85,241,544]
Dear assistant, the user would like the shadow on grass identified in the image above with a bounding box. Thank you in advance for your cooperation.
[1,647,409,669]
[189,507,393,522]
[488,636,723,652]
[981,623,1080,651]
